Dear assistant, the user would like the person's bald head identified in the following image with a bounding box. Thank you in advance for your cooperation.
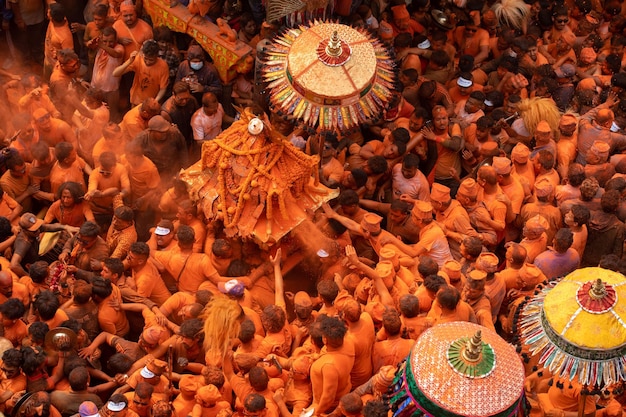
[477,165,498,186]
[0,271,13,297]
[597,109,615,127]
[506,243,527,268]
[140,98,161,119]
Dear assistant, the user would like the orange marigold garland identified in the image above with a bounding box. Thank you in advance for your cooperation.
[201,109,321,231]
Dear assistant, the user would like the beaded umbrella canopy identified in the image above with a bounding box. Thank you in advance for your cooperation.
[518,267,626,387]
[263,21,395,132]
[389,321,527,417]
[180,108,338,244]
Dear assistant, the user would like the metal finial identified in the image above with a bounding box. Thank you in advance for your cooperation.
[462,330,483,362]
[325,31,342,57]
[589,278,607,300]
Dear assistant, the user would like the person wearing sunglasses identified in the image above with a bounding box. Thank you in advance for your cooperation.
[453,22,490,67]
[128,382,154,417]
[540,6,574,64]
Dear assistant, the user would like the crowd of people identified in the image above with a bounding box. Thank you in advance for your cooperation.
[2,0,626,415]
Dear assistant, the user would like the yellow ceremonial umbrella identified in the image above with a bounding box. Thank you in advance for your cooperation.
[519,267,626,388]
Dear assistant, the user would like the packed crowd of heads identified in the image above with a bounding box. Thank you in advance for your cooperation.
[2,0,626,415]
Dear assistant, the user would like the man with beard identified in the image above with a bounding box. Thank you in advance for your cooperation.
[111,1,153,111]
[147,219,176,253]
[397,108,438,178]
[0,348,26,412]
[106,196,137,260]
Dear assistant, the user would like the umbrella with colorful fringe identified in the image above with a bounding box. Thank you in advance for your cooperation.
[388,321,528,417]
[518,267,626,388]
[179,108,339,244]
[262,21,395,132]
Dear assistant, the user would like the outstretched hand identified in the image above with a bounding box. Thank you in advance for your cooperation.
[270,248,281,267]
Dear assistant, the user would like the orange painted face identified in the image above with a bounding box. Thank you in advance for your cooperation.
[432,108,448,131]
[122,10,137,27]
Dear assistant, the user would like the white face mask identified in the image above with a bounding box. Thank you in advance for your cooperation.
[190,61,203,70]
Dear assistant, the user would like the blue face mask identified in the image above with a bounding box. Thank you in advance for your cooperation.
[190,61,203,71]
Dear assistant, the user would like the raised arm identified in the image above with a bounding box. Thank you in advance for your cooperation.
[271,248,286,310]
[345,245,394,307]
[321,203,364,237]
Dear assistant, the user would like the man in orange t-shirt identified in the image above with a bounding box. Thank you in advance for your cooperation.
[372,309,413,371]
[127,242,171,305]
[0,271,29,307]
[0,189,22,224]
[49,142,90,195]
[120,98,162,144]
[113,40,169,106]
[174,200,206,253]
[123,142,161,205]
[92,276,130,337]
[43,3,74,81]
[340,299,375,389]
[152,226,221,294]
[0,299,28,347]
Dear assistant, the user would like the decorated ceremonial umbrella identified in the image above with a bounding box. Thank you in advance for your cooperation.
[389,321,528,417]
[180,108,338,244]
[518,267,626,388]
[262,21,395,132]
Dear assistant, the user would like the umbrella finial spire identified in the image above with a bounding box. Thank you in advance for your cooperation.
[326,31,342,57]
[463,330,483,362]
[590,278,607,300]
